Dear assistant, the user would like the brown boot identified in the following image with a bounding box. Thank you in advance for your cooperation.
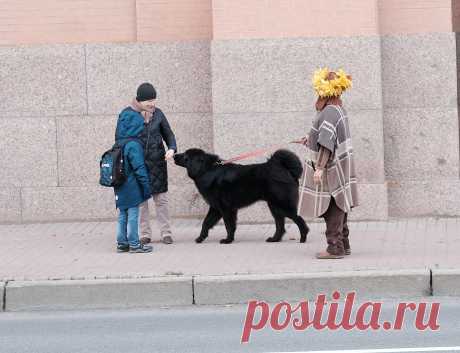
[315,250,344,259]
[343,238,351,255]
[342,213,351,255]
[316,241,345,259]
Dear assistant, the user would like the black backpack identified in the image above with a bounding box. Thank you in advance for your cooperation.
[99,139,139,187]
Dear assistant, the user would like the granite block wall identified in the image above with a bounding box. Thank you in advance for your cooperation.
[1,3,460,223]
[382,33,460,216]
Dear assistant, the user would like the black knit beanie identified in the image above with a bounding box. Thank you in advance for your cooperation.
[136,82,157,102]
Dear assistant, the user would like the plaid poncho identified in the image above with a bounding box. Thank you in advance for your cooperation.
[298,105,359,218]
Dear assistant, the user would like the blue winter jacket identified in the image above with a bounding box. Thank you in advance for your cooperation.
[114,108,152,210]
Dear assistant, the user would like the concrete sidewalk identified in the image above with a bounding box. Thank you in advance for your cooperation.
[1,217,460,310]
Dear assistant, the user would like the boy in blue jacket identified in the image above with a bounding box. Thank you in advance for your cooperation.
[114,108,153,253]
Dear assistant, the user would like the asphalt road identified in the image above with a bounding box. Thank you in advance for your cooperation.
[0,297,459,353]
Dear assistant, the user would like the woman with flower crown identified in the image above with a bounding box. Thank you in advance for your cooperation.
[298,68,359,259]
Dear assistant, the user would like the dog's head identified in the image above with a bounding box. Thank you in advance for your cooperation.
[174,148,221,179]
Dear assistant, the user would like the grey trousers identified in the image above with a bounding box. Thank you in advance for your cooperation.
[139,193,171,239]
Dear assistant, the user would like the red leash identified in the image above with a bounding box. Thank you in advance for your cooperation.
[219,138,307,165]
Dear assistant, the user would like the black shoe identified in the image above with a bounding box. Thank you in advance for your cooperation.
[117,244,129,253]
[140,237,152,245]
[129,244,153,253]
[162,235,173,244]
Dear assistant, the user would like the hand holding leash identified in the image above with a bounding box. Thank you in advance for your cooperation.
[291,135,309,148]
[313,169,324,185]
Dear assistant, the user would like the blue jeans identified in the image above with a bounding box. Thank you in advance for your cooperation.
[117,206,141,248]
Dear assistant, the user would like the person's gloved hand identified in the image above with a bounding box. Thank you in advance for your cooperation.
[165,149,175,160]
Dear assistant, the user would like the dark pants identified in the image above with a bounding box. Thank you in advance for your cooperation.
[321,198,350,255]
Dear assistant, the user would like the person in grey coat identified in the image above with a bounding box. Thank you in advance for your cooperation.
[129,83,177,245]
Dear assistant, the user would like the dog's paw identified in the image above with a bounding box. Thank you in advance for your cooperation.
[266,236,281,242]
[195,237,205,243]
[220,238,233,244]
[299,237,307,243]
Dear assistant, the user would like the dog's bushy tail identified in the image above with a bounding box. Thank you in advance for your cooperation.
[268,149,303,179]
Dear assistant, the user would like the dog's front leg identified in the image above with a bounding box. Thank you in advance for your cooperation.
[220,210,237,244]
[196,207,222,243]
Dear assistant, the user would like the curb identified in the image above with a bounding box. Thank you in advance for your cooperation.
[3,268,460,312]
[432,269,460,296]
[1,282,4,310]
[194,269,431,305]
[5,277,192,312]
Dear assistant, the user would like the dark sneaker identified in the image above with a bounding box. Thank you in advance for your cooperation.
[140,237,151,245]
[117,244,129,253]
[129,245,153,253]
[162,235,173,244]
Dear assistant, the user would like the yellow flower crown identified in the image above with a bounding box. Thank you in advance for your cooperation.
[312,68,352,98]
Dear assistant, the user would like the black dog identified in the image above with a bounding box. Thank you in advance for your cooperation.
[174,148,309,244]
